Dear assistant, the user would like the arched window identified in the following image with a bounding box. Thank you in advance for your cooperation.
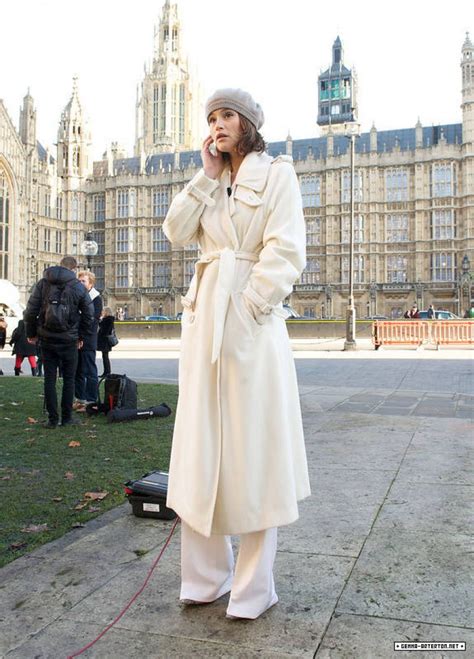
[0,168,10,278]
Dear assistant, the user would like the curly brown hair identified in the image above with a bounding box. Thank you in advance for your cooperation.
[220,114,266,162]
[236,115,266,155]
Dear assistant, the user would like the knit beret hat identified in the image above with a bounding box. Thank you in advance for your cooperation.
[205,88,264,130]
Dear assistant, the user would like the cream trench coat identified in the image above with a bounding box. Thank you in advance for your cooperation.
[163,150,311,537]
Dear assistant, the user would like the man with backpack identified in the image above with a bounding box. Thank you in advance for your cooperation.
[24,256,94,428]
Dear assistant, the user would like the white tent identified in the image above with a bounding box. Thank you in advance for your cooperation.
[0,280,24,337]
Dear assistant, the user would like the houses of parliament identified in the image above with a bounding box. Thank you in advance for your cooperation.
[0,1,473,319]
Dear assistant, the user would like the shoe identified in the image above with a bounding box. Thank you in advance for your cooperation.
[43,420,58,429]
[14,367,21,376]
[60,418,83,426]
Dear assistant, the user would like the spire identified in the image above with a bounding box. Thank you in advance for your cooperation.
[332,36,343,70]
[62,76,82,120]
[154,0,181,64]
[461,31,474,145]
[318,36,357,134]
[57,77,91,178]
[134,0,202,155]
[19,89,36,148]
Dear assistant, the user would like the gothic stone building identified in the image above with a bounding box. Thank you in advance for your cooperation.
[0,5,472,320]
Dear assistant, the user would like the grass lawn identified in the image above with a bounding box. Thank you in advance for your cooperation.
[0,377,177,568]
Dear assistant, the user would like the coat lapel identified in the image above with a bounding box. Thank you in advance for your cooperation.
[233,151,273,192]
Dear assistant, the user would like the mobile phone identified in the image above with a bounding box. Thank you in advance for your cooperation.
[209,141,217,156]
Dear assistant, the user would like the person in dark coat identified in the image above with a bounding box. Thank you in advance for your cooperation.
[23,255,94,428]
[10,320,38,375]
[74,271,103,411]
[97,307,115,377]
[0,313,7,375]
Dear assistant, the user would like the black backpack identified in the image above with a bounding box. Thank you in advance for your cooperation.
[86,374,138,416]
[42,282,73,332]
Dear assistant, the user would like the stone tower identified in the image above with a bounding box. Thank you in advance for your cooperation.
[461,32,474,145]
[134,0,202,155]
[56,77,91,180]
[317,36,358,134]
[19,90,37,152]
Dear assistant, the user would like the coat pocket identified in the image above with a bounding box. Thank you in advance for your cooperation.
[231,292,265,335]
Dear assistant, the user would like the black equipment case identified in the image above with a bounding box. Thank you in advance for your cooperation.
[124,470,177,520]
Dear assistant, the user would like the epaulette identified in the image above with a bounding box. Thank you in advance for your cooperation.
[271,154,293,165]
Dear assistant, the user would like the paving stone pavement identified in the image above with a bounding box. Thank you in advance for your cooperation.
[0,353,473,658]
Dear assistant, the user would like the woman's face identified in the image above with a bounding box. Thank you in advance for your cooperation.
[208,109,242,153]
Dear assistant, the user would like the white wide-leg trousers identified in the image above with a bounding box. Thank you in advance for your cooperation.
[180,521,278,619]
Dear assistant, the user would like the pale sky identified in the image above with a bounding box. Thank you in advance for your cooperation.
[1,0,471,160]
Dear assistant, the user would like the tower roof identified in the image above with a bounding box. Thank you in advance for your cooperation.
[62,77,82,120]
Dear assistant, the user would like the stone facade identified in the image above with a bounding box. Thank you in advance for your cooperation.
[0,11,472,320]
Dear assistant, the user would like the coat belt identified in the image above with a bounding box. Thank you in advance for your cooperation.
[181,248,259,363]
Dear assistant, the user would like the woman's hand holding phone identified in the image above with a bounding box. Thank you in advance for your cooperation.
[202,135,224,180]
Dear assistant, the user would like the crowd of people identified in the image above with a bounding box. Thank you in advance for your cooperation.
[0,256,117,427]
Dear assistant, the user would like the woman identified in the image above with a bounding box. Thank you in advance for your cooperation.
[0,313,7,375]
[97,307,115,377]
[10,319,37,376]
[163,88,310,620]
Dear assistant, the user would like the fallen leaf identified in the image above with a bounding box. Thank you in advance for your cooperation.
[88,506,101,513]
[4,417,11,421]
[72,522,85,529]
[10,541,27,551]
[104,457,111,461]
[10,401,21,406]
[68,441,81,448]
[27,417,38,424]
[84,491,108,501]
[74,502,88,510]
[52,497,63,502]
[21,523,49,534]
[130,447,140,453]
[64,471,75,480]
[1,475,11,481]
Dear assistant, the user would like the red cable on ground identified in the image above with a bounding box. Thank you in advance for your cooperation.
[67,516,180,658]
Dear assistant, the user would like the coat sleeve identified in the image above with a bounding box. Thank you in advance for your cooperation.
[242,160,306,319]
[23,280,45,338]
[78,291,94,340]
[163,169,220,246]
[93,295,103,322]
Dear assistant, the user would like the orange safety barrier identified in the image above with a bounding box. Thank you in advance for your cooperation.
[432,321,474,345]
[372,320,474,348]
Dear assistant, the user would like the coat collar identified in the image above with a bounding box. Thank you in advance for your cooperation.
[231,151,273,192]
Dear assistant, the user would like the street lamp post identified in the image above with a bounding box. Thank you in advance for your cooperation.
[458,255,471,316]
[344,121,360,351]
[80,231,98,271]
